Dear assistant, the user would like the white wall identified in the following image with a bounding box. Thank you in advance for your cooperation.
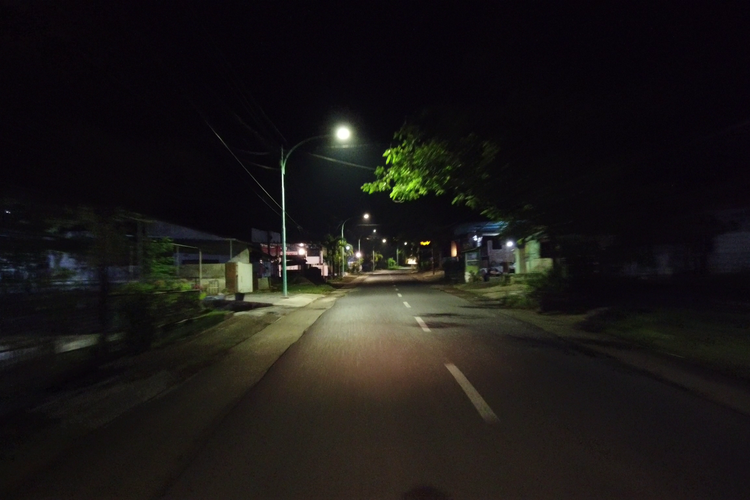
[234,262,253,293]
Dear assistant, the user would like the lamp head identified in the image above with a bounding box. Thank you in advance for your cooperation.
[335,126,351,141]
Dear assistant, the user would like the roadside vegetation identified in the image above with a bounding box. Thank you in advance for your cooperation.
[582,307,750,380]
[270,275,335,294]
[455,268,750,381]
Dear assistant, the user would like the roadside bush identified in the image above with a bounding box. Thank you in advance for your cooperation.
[114,280,202,353]
[498,292,538,309]
[526,266,586,313]
[575,307,628,332]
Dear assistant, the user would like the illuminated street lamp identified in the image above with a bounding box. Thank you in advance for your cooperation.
[340,213,369,278]
[280,126,351,297]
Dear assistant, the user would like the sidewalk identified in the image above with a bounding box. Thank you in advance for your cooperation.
[237,292,326,308]
[444,284,750,417]
[412,269,445,282]
[0,290,347,498]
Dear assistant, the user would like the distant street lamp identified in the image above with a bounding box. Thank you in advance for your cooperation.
[281,126,351,297]
[340,213,369,278]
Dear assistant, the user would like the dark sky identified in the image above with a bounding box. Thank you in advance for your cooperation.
[2,1,749,242]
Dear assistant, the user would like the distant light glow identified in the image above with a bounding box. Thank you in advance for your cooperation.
[382,238,386,243]
[346,245,351,250]
[355,252,362,258]
[363,213,370,219]
[404,242,407,245]
[406,257,417,265]
[298,248,307,255]
[373,229,377,233]
[506,241,514,248]
[336,126,351,140]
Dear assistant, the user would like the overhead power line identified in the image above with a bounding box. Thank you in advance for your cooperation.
[305,153,376,171]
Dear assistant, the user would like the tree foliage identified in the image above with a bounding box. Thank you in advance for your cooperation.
[362,103,740,246]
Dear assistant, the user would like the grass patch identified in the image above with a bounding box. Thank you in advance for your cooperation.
[455,282,538,309]
[498,293,539,309]
[155,310,232,348]
[599,308,750,379]
[284,283,335,294]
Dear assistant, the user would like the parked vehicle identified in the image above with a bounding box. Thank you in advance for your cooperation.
[480,267,503,277]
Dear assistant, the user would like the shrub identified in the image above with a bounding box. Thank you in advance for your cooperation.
[114,280,202,353]
[526,266,575,312]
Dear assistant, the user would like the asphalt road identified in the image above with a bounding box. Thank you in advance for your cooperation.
[162,270,750,499]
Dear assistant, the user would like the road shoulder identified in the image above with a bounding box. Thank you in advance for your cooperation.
[440,283,750,418]
[1,289,348,499]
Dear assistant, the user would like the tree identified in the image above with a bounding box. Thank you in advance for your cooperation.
[321,234,348,277]
[361,104,726,246]
[142,237,176,281]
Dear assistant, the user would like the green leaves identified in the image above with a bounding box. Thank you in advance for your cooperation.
[362,121,504,223]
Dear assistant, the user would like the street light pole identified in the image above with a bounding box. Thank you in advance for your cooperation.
[340,222,346,278]
[339,213,369,278]
[280,128,350,297]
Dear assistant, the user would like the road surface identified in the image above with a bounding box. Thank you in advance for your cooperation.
[161,270,750,499]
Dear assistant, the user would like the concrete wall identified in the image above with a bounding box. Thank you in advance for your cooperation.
[229,248,250,263]
[463,250,480,282]
[226,262,253,293]
[487,240,514,267]
[514,240,553,274]
[179,263,253,294]
[177,264,226,293]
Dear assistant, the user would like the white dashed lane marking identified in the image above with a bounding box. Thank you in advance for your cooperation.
[414,316,430,332]
[445,363,500,424]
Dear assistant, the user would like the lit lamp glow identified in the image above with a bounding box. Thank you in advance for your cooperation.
[280,126,351,296]
[336,127,351,140]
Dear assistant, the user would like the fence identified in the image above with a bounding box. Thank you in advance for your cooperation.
[0,285,202,339]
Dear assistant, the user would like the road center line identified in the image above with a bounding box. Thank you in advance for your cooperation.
[444,363,500,424]
[403,301,411,308]
[414,316,430,332]
[397,293,402,297]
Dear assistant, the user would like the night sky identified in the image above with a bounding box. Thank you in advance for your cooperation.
[3,1,749,243]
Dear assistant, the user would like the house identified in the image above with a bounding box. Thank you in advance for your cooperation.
[514,235,554,274]
[449,221,517,282]
[146,221,282,294]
